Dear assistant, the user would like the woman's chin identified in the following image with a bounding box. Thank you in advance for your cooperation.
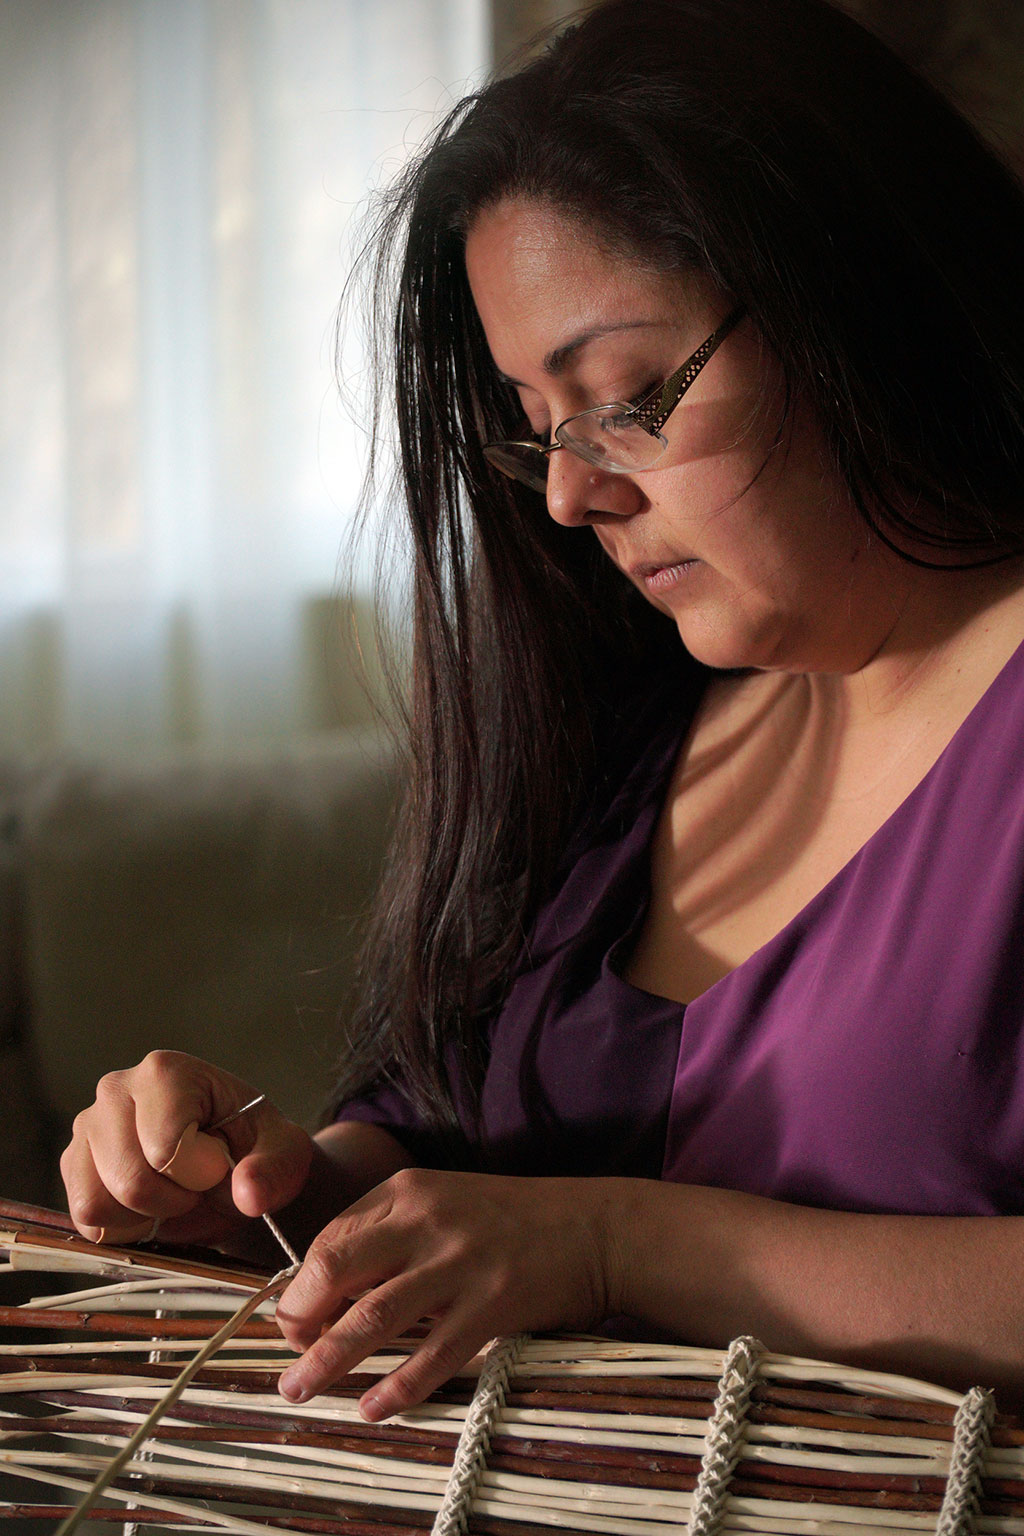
[671,613,783,673]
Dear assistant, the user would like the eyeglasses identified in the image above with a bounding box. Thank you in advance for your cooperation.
[483,305,746,494]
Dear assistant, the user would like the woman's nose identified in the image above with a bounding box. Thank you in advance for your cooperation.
[544,448,642,527]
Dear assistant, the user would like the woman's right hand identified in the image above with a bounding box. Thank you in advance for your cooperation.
[60,1050,314,1249]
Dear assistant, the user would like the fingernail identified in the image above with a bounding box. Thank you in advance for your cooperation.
[157,1123,195,1176]
[158,1122,230,1192]
[278,1371,308,1402]
[360,1392,386,1422]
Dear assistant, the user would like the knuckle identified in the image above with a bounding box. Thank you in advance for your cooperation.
[425,1333,466,1381]
[387,1166,442,1217]
[352,1288,397,1341]
[302,1239,348,1294]
[405,1335,465,1394]
[110,1163,157,1213]
[68,1190,107,1229]
[70,1110,91,1140]
[95,1070,128,1103]
[138,1048,183,1082]
[389,1166,429,1198]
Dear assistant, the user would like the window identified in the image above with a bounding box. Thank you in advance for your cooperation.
[0,0,487,751]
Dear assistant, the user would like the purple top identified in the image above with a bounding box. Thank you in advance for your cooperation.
[338,635,1024,1216]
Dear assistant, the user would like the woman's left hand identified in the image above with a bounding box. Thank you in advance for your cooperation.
[274,1167,618,1419]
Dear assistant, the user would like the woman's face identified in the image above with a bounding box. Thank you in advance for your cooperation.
[465,198,910,675]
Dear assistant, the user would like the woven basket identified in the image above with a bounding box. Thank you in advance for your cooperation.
[0,1202,1018,1536]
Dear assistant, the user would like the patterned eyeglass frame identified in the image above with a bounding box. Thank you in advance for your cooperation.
[484,304,747,477]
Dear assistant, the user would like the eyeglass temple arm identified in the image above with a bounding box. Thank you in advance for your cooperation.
[631,305,747,437]
[495,438,563,456]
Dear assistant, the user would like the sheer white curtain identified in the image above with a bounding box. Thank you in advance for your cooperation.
[0,0,487,754]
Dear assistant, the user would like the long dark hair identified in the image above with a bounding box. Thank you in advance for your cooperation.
[330,0,1024,1139]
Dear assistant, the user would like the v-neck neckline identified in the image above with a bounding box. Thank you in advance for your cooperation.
[609,628,1024,1011]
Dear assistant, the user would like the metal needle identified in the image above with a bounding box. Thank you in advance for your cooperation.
[143,1093,300,1266]
[209,1093,268,1132]
[210,1093,302,1268]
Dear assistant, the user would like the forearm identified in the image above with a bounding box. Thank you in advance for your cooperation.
[602,1178,1024,1403]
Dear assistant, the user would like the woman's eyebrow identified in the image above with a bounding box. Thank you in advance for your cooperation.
[495,319,665,387]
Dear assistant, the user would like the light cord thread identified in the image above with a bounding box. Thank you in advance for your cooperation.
[936,1384,996,1536]
[687,1334,764,1536]
[431,1333,528,1536]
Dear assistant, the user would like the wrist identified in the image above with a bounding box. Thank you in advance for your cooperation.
[595,1178,773,1340]
[587,1177,662,1321]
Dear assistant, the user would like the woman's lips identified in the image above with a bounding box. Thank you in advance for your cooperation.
[637,559,700,593]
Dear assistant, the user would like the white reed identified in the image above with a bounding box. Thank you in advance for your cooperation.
[2,1217,1021,1536]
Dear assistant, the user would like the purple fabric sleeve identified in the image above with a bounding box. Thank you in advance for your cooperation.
[334,1079,461,1168]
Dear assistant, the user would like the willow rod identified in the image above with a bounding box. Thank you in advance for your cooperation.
[14,1442,1016,1529]
[10,1421,1024,1524]
[22,1381,1023,1484]
[11,1419,1024,1514]
[37,1390,460,1448]
[7,1372,1000,1472]
[0,1403,974,1493]
[0,1509,427,1535]
[50,1267,296,1536]
[8,1310,1007,1431]
[7,1348,1018,1452]
[0,1309,280,1339]
[4,1327,1019,1443]
[1,1234,268,1290]
[13,1405,1024,1502]
[16,1406,1024,1517]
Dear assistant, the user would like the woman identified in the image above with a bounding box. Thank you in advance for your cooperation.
[62,0,1024,1422]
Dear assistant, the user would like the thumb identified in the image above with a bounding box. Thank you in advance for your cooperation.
[230,1118,314,1218]
[158,1122,232,1192]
